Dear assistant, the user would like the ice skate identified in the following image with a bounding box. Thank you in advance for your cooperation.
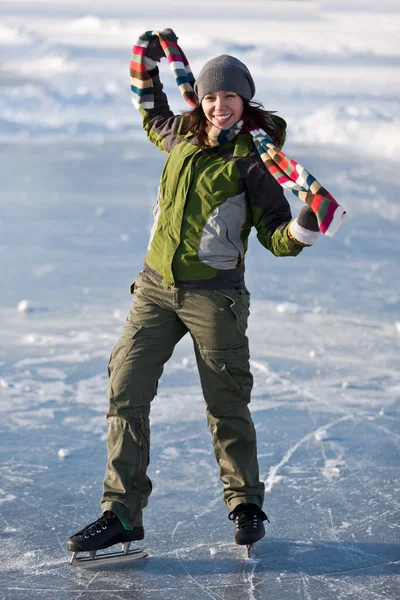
[228,503,269,555]
[67,510,147,567]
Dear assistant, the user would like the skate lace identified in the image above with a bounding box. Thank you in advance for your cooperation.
[228,504,269,529]
[77,511,116,539]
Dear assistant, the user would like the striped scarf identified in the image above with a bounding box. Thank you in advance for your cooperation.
[130,30,347,237]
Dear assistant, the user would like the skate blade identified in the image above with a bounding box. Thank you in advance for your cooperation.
[246,544,254,559]
[70,547,148,568]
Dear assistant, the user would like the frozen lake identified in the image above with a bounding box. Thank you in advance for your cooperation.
[0,0,399,598]
[1,139,398,600]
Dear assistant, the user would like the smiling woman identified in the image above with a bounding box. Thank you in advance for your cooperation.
[66,27,329,564]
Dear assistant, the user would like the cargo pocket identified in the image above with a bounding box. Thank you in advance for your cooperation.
[215,290,250,322]
[108,326,142,384]
[130,271,145,294]
[202,343,253,402]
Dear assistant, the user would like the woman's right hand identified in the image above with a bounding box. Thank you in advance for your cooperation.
[146,28,178,62]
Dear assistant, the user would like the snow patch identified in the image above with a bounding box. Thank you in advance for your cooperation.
[20,55,78,77]
[322,459,344,480]
[33,263,55,278]
[95,206,107,217]
[292,104,400,161]
[35,367,67,380]
[57,448,71,458]
[315,429,330,441]
[68,15,106,31]
[276,302,299,315]
[161,447,180,460]
[17,300,35,313]
[0,23,32,45]
[0,490,16,504]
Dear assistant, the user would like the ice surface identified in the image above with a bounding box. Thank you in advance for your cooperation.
[0,1,399,598]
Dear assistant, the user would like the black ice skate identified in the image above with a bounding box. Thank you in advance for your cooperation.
[67,510,147,566]
[228,503,269,555]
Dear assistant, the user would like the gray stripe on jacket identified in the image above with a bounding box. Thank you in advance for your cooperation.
[198,192,247,270]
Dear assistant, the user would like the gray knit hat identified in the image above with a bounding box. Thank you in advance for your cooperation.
[194,55,255,102]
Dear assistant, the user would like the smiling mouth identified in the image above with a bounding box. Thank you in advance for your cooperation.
[213,114,233,121]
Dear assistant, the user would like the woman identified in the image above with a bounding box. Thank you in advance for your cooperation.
[66,29,324,558]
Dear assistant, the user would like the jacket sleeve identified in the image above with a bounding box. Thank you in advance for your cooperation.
[139,66,184,154]
[245,156,303,257]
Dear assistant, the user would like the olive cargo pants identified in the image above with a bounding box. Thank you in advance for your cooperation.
[101,271,265,527]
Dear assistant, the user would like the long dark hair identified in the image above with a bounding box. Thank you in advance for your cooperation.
[180,99,285,150]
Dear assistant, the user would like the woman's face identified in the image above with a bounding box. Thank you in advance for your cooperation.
[201,91,244,129]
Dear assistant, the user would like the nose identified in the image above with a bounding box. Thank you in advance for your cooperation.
[214,96,226,111]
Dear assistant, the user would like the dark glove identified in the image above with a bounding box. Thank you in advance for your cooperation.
[146,28,178,62]
[297,205,319,231]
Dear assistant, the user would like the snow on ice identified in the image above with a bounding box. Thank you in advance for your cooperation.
[57,448,71,459]
[17,300,35,313]
[0,1,399,599]
[276,302,299,315]
[315,429,330,441]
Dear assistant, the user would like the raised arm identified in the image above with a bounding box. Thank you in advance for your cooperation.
[134,30,184,154]
[139,67,184,154]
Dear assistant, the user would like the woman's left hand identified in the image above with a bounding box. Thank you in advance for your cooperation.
[297,205,319,232]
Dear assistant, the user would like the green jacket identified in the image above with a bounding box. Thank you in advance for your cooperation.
[139,67,302,289]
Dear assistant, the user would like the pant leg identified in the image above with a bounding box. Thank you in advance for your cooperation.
[178,288,264,511]
[101,273,187,527]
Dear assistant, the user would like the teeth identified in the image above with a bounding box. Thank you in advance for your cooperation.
[214,114,231,120]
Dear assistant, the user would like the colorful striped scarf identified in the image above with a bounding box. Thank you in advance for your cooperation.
[130,30,347,237]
